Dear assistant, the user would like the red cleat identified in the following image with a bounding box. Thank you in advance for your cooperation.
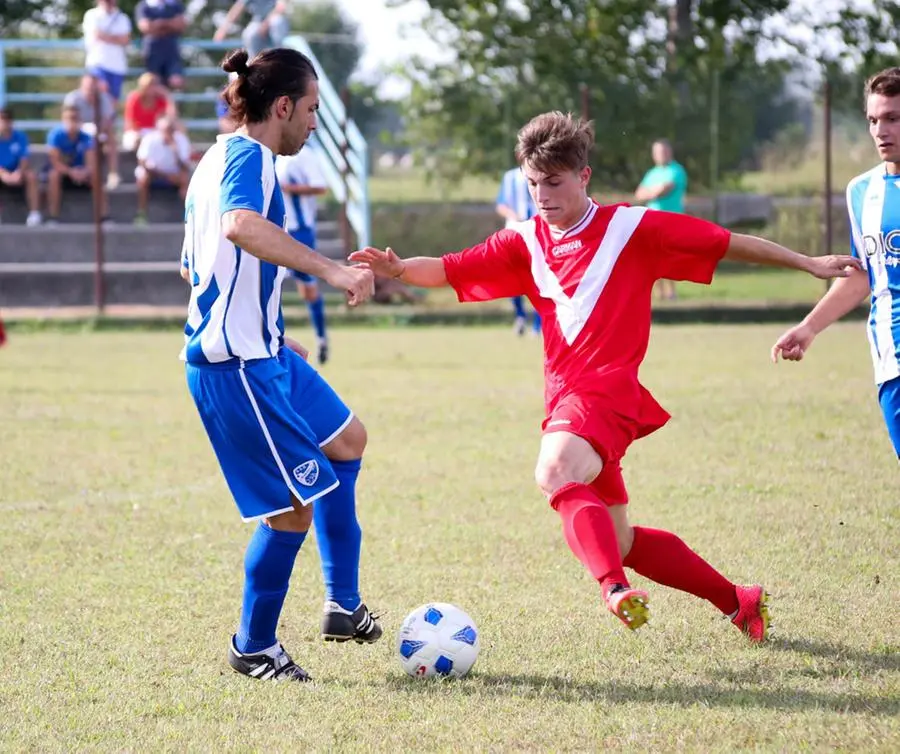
[606,586,650,631]
[732,584,770,643]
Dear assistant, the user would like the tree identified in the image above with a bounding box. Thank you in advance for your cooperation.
[393,0,893,190]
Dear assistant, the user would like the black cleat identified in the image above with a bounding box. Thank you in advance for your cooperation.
[321,601,382,644]
[227,636,312,682]
[318,340,329,365]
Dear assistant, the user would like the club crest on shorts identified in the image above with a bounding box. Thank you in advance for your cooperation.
[292,460,320,487]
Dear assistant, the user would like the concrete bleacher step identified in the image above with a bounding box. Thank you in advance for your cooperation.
[0,224,350,307]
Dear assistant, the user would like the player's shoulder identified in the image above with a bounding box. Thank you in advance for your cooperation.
[846,163,883,202]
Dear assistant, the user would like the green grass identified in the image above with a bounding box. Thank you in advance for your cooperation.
[369,168,499,204]
[0,326,897,752]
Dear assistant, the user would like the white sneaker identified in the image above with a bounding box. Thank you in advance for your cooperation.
[106,172,120,191]
[513,316,527,336]
[26,211,42,227]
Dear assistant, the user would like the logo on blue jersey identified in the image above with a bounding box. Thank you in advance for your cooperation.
[292,460,320,487]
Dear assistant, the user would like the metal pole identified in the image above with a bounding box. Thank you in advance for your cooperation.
[823,74,834,292]
[710,67,720,224]
[339,86,352,254]
[92,86,106,313]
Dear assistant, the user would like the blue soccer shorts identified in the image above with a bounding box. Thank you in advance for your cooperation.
[877,376,900,459]
[185,347,353,521]
[289,227,318,283]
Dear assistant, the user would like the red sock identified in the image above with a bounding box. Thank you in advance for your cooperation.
[0,317,6,347]
[623,526,738,614]
[550,482,628,597]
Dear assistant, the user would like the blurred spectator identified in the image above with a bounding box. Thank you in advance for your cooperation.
[134,116,191,225]
[214,1,290,59]
[45,105,108,225]
[64,74,121,190]
[82,0,132,103]
[216,96,237,134]
[635,138,689,301]
[123,73,176,152]
[135,1,187,91]
[0,108,42,227]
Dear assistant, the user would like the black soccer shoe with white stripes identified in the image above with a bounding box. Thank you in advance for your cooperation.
[321,601,383,643]
[227,636,312,682]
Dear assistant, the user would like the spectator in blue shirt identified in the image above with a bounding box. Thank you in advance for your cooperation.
[0,108,42,226]
[45,105,108,224]
[136,0,187,91]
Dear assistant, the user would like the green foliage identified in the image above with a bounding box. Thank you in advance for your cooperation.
[395,0,894,190]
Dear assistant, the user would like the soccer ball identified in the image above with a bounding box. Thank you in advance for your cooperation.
[396,602,480,679]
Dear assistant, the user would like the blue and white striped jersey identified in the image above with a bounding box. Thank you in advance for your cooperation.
[497,167,537,228]
[847,164,900,385]
[275,143,327,235]
[180,134,288,365]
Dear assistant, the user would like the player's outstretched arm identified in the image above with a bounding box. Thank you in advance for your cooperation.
[771,269,870,363]
[725,234,862,279]
[349,247,449,288]
[223,209,374,306]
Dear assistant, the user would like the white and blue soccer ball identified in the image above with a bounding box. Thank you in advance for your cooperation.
[396,602,480,679]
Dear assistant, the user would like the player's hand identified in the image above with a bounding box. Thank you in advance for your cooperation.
[806,254,863,280]
[348,246,405,279]
[771,323,816,363]
[283,335,309,361]
[326,263,374,307]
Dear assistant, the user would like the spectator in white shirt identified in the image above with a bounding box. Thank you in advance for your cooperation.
[63,74,121,189]
[82,1,133,102]
[134,116,191,225]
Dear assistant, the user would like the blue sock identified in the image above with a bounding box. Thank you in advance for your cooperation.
[511,296,527,318]
[235,523,307,654]
[313,458,362,612]
[308,296,327,341]
[532,312,542,332]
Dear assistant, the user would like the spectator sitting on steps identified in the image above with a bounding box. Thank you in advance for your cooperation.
[134,115,192,226]
[44,105,109,225]
[64,73,121,190]
[123,73,176,152]
[0,107,42,227]
[213,1,290,59]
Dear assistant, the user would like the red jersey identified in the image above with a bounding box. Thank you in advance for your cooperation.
[124,91,170,131]
[443,201,730,441]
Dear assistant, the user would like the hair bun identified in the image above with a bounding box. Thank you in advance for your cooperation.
[222,49,250,76]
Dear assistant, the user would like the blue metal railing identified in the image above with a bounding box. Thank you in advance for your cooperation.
[0,37,370,247]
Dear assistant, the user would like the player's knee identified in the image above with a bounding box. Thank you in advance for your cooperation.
[322,416,367,460]
[303,285,318,302]
[534,457,580,497]
[265,501,313,533]
[535,450,603,498]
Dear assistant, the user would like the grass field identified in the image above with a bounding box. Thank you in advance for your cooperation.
[1,326,897,752]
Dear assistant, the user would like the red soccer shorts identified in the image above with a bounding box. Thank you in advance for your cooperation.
[541,392,641,506]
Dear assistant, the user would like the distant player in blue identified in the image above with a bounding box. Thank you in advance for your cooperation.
[635,139,689,301]
[496,166,541,336]
[180,47,379,682]
[276,142,331,363]
[772,67,900,460]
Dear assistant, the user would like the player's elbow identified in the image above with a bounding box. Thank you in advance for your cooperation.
[222,210,253,246]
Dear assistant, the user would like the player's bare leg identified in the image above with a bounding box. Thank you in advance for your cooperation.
[536,431,649,631]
